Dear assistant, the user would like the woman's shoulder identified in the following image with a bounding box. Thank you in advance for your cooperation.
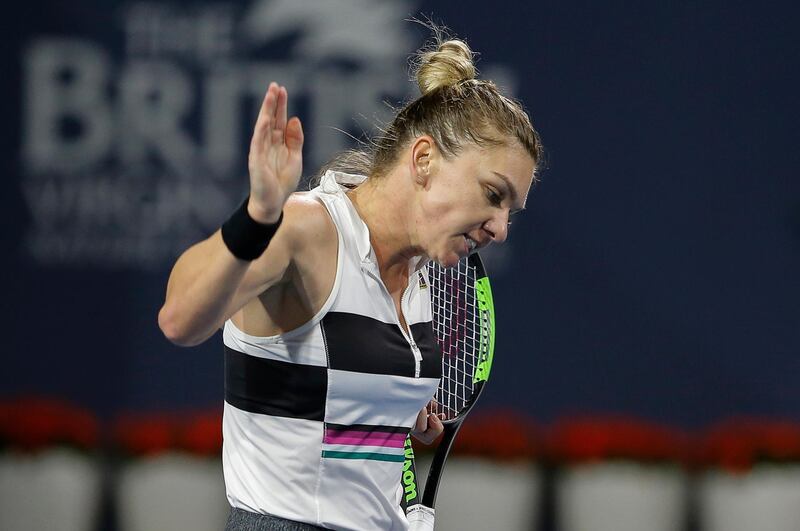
[280,191,337,253]
[280,192,339,312]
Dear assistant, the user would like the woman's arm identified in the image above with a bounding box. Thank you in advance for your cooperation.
[158,82,304,346]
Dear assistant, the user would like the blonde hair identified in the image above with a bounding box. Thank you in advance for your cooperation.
[316,25,542,184]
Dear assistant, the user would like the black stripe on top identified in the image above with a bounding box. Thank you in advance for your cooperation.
[325,423,409,434]
[224,346,327,421]
[411,321,443,380]
[322,312,442,379]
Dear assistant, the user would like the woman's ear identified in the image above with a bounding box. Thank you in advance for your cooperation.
[410,135,436,186]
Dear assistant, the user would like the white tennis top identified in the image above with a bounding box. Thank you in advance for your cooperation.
[222,170,441,530]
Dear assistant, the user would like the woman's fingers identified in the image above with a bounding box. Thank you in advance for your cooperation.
[426,413,443,433]
[275,85,288,133]
[250,82,278,156]
[285,116,304,152]
[411,404,445,445]
[268,86,287,146]
[415,406,428,433]
[246,82,303,221]
[413,413,444,445]
[252,84,298,155]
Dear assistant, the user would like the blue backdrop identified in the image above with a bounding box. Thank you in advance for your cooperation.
[3,0,799,428]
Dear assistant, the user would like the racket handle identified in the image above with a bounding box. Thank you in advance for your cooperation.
[406,504,435,531]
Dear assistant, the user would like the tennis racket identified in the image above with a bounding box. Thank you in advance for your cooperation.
[401,252,496,530]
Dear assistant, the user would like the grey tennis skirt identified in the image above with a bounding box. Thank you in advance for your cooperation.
[225,508,329,530]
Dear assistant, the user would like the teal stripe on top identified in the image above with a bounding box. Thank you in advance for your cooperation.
[321,450,405,463]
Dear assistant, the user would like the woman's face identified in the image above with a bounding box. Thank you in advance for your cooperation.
[413,141,535,267]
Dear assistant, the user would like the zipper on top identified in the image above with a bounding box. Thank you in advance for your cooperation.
[363,262,423,378]
[400,274,423,378]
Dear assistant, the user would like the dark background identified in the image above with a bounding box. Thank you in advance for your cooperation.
[3,0,798,431]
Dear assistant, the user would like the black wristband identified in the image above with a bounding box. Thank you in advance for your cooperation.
[221,197,283,261]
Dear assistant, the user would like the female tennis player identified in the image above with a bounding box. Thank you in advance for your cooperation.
[158,28,542,531]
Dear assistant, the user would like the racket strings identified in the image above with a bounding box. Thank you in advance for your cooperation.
[428,259,485,421]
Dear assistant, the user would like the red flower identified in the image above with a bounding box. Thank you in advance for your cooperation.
[113,414,175,456]
[699,418,800,473]
[113,408,223,457]
[549,416,688,464]
[178,409,223,456]
[0,397,99,452]
[453,410,538,460]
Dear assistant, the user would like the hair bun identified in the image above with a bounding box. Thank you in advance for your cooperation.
[415,39,476,95]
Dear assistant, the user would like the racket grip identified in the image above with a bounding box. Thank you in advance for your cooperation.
[406,504,435,531]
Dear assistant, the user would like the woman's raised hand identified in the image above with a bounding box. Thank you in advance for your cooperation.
[247,82,305,224]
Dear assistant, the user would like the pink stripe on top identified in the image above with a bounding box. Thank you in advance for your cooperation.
[324,430,407,448]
